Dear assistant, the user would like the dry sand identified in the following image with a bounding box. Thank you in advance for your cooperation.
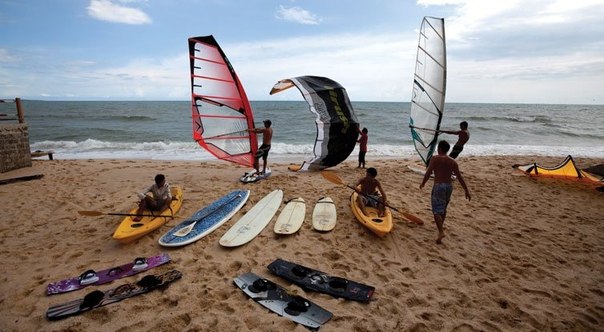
[0,156,603,331]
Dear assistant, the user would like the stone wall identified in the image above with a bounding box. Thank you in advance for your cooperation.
[0,124,32,173]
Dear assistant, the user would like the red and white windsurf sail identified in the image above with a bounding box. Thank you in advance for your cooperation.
[188,35,257,167]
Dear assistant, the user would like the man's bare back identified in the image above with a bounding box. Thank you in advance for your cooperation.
[428,154,460,184]
[358,176,380,194]
[419,140,471,244]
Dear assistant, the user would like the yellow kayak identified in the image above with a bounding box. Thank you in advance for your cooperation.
[112,186,183,244]
[350,189,393,238]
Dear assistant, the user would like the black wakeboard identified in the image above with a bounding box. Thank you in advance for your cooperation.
[234,272,332,329]
[268,258,374,303]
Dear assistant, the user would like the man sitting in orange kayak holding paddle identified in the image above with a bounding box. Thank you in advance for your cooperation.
[355,167,388,218]
[133,174,172,221]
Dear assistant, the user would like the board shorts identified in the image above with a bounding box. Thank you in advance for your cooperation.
[449,145,463,159]
[256,144,271,160]
[148,198,168,211]
[431,183,453,215]
[361,193,381,208]
[358,151,366,163]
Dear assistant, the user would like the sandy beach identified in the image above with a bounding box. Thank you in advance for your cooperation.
[0,156,603,331]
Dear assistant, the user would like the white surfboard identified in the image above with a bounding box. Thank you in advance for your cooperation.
[408,164,456,180]
[407,164,428,176]
[312,197,337,232]
[274,197,305,235]
[219,189,283,247]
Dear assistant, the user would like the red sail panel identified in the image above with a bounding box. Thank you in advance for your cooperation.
[188,35,257,167]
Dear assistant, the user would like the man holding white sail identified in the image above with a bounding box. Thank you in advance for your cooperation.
[410,121,470,159]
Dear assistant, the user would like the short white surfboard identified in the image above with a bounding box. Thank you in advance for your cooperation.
[274,197,305,235]
[312,197,337,232]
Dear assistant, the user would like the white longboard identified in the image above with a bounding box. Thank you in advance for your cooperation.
[219,189,283,247]
[312,197,337,232]
[274,198,305,235]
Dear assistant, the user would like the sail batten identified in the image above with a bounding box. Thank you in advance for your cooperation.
[192,75,234,84]
[188,35,257,167]
[409,17,447,165]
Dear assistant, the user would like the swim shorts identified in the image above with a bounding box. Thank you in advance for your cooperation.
[361,193,381,208]
[358,151,366,163]
[431,183,453,215]
[449,145,463,159]
[255,144,271,159]
[148,198,168,211]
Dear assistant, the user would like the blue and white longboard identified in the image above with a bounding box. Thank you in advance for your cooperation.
[158,190,250,247]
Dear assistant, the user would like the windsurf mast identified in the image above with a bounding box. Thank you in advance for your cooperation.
[188,35,257,167]
[409,17,447,165]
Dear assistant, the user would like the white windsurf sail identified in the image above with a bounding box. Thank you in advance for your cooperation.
[409,17,446,165]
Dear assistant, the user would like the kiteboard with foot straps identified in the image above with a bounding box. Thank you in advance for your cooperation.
[233,272,332,329]
[46,269,182,320]
[46,253,171,295]
[267,258,375,303]
[240,168,272,183]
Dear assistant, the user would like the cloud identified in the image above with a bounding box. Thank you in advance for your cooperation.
[420,0,604,58]
[0,48,17,62]
[223,32,416,101]
[87,0,151,25]
[275,5,321,25]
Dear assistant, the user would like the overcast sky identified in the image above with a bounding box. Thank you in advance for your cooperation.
[1,0,603,104]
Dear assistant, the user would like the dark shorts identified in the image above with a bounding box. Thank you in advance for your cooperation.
[256,144,271,159]
[449,145,463,159]
[361,193,380,208]
[147,198,168,211]
[358,151,366,163]
[431,183,453,215]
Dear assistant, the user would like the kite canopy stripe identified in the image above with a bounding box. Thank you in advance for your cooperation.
[513,155,604,184]
[188,35,257,167]
[270,76,359,171]
[409,16,447,165]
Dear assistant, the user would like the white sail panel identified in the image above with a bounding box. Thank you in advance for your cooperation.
[409,17,446,165]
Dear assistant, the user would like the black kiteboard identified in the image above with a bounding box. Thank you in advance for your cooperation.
[233,272,332,329]
[267,258,375,303]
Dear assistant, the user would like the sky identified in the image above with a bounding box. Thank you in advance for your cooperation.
[1,0,604,104]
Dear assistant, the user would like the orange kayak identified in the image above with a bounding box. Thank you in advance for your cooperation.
[350,189,393,237]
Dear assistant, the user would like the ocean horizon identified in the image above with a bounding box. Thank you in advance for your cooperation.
[3,100,603,161]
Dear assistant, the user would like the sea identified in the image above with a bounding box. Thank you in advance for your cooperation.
[4,100,604,161]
